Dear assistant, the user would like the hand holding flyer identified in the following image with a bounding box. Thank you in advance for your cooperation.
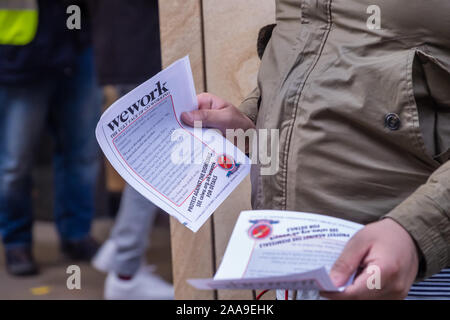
[95,57,250,232]
[189,210,364,291]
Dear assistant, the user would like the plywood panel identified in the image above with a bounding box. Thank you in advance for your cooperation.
[102,86,125,193]
[202,0,276,300]
[210,177,254,300]
[202,0,275,105]
[161,0,276,300]
[159,0,205,92]
[169,217,216,300]
[159,0,215,300]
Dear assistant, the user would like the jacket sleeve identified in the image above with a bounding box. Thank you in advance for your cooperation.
[237,86,260,124]
[385,160,450,279]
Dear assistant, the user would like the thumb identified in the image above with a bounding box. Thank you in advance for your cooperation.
[329,235,369,287]
[181,109,225,131]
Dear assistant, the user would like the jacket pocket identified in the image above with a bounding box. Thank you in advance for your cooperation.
[407,47,450,165]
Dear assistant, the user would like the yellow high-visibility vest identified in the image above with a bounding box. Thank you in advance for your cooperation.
[0,0,38,45]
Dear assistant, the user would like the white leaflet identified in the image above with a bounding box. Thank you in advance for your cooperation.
[189,210,363,291]
[95,56,250,232]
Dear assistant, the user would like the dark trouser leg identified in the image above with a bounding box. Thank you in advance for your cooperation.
[50,47,102,242]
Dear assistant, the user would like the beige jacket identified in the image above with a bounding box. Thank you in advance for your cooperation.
[239,0,450,278]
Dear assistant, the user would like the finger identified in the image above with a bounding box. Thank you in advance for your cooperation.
[329,232,370,287]
[322,266,373,300]
[180,110,207,127]
[180,109,226,132]
[197,93,228,110]
[197,93,213,110]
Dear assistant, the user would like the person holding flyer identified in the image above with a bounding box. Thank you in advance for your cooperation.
[180,0,450,300]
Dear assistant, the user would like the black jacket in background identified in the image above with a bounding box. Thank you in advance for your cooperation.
[0,0,91,85]
[89,0,162,85]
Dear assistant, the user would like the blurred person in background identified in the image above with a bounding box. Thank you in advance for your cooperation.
[0,0,101,276]
[88,0,174,300]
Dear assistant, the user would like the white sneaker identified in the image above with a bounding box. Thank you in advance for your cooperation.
[104,266,174,300]
[92,239,117,273]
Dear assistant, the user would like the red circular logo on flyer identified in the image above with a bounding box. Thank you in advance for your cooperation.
[248,222,272,240]
[217,154,235,171]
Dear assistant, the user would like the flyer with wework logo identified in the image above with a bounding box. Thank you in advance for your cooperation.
[95,56,250,232]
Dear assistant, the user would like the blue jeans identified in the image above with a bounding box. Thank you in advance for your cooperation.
[0,48,102,248]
